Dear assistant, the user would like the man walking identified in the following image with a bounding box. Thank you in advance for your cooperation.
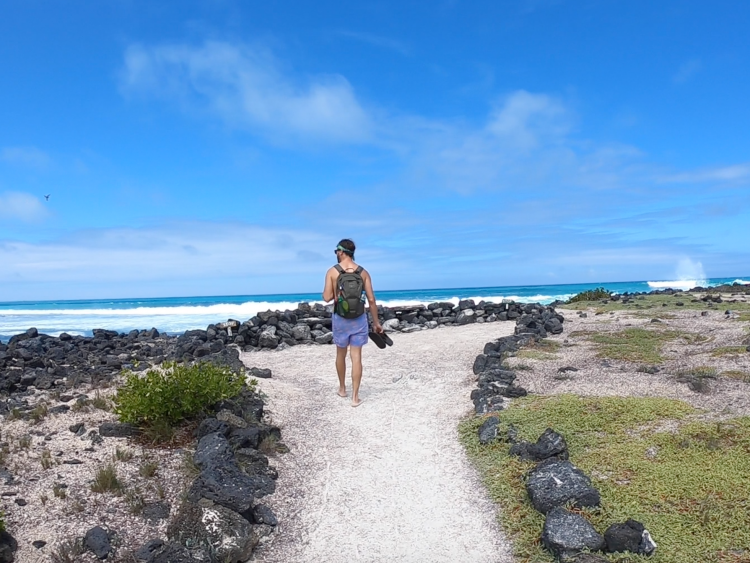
[323,239,383,407]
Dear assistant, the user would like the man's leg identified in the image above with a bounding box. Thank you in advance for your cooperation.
[350,345,363,407]
[336,346,348,397]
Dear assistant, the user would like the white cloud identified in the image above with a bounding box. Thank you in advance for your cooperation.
[0,191,48,222]
[400,90,644,194]
[486,90,570,149]
[1,146,51,168]
[0,222,345,296]
[119,41,372,144]
[658,163,750,184]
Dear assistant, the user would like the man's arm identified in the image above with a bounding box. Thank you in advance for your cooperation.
[363,270,383,332]
[322,268,335,302]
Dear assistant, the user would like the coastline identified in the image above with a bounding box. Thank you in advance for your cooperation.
[2,277,748,341]
[1,285,749,561]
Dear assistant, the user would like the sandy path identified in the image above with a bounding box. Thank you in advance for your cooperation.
[242,323,516,563]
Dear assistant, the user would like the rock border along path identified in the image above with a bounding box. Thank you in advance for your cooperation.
[243,323,517,563]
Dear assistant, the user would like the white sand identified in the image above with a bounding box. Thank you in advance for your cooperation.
[243,323,517,563]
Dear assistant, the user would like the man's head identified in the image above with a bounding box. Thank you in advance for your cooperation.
[335,239,356,262]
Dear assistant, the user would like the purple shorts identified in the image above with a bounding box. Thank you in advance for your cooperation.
[332,313,369,348]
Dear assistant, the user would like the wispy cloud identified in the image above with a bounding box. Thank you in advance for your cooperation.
[673,58,702,84]
[119,41,373,144]
[336,31,410,55]
[486,90,570,149]
[0,222,333,296]
[658,163,750,184]
[1,146,51,168]
[0,191,49,222]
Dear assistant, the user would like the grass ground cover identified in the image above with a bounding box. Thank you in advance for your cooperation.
[711,346,748,357]
[562,293,750,314]
[584,328,702,364]
[460,395,750,563]
[721,370,750,382]
[516,339,561,361]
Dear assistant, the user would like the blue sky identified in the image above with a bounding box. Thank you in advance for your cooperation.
[1,0,749,301]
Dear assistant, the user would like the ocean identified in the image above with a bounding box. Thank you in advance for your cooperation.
[1,277,748,342]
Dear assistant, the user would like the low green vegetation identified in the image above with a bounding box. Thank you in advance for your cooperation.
[711,346,748,357]
[139,460,159,478]
[516,349,557,361]
[675,366,718,378]
[29,402,49,424]
[50,538,86,563]
[516,339,561,361]
[91,464,123,494]
[0,510,5,533]
[566,287,613,303]
[114,447,133,462]
[722,370,750,382]
[52,483,67,499]
[587,327,692,364]
[460,394,750,563]
[562,291,750,314]
[114,361,245,430]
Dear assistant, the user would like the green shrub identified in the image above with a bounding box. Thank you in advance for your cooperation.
[566,287,612,303]
[114,362,244,427]
[0,510,5,533]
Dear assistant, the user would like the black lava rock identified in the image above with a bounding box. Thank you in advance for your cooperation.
[541,507,605,562]
[194,417,230,440]
[604,519,657,555]
[478,416,500,445]
[249,367,272,379]
[526,459,600,514]
[510,428,569,462]
[0,531,18,563]
[84,526,114,560]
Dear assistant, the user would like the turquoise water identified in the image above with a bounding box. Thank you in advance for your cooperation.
[1,276,747,340]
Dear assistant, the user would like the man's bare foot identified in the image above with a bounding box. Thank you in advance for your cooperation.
[337,388,347,398]
[351,397,364,407]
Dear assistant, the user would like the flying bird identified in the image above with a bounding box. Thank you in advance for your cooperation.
[44,194,50,201]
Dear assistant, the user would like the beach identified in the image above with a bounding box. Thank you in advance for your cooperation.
[1,286,749,561]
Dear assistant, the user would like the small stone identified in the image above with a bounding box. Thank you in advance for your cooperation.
[216,409,247,429]
[69,422,84,434]
[142,502,171,521]
[249,367,272,379]
[32,540,47,549]
[13,498,26,506]
[99,422,140,438]
[62,459,83,465]
[252,503,278,526]
[85,526,114,559]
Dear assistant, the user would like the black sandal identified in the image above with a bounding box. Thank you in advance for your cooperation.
[369,331,387,349]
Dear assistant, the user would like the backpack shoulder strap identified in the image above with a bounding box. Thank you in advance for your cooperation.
[355,266,364,275]
[334,264,344,274]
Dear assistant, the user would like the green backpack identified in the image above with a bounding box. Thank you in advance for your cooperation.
[334,265,366,319]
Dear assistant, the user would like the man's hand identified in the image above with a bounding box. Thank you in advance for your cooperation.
[373,321,384,334]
